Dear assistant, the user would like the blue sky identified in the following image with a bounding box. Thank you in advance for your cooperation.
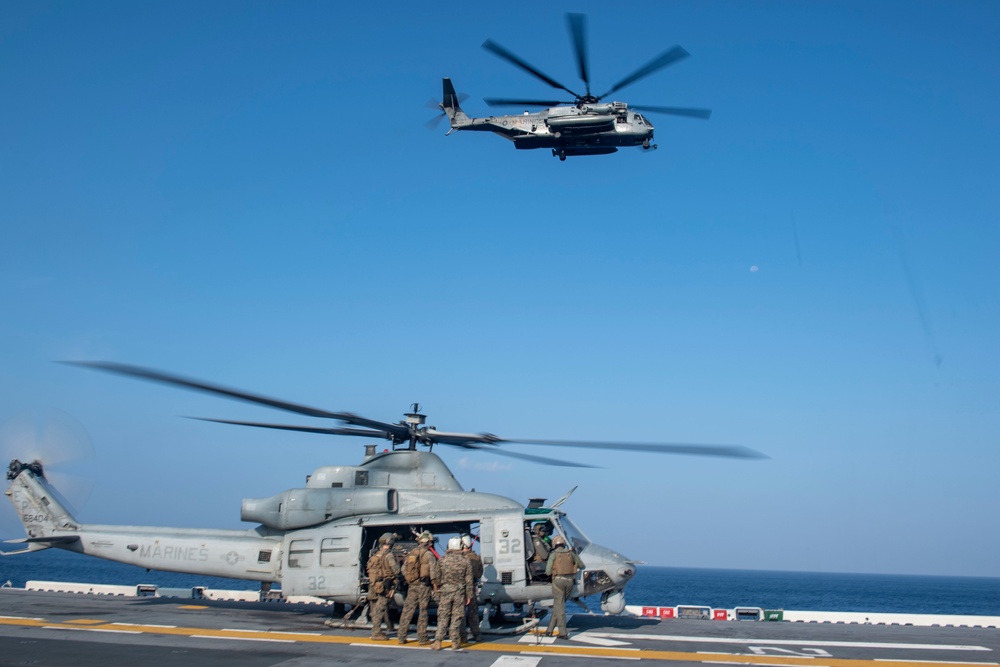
[1,1,998,578]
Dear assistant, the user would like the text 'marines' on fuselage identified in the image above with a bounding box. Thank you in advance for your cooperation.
[435,13,712,160]
[4,361,764,624]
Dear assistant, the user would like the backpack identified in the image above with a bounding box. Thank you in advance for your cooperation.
[402,548,422,584]
[367,553,385,579]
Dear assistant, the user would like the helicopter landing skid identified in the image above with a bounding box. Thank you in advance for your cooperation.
[324,602,373,630]
[479,600,545,636]
[482,614,541,636]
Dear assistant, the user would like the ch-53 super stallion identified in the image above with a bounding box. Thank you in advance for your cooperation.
[434,13,712,160]
[4,362,764,626]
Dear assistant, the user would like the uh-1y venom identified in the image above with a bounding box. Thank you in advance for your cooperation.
[435,13,712,160]
[4,362,764,625]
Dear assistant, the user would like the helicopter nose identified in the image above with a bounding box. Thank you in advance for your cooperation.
[580,543,637,588]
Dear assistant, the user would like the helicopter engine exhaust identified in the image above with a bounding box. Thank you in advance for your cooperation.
[241,487,398,530]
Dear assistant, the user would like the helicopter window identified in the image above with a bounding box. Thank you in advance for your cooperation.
[320,537,349,566]
[288,539,315,568]
[355,471,369,486]
[552,513,591,550]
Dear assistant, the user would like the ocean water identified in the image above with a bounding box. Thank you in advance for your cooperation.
[4,549,999,616]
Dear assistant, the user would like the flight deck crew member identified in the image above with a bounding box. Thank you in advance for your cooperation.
[460,534,484,644]
[545,535,584,639]
[366,532,400,641]
[431,537,473,651]
[397,531,438,645]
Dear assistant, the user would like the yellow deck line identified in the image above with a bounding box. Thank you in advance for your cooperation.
[0,615,992,667]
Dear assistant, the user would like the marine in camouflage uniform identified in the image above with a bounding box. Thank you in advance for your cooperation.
[460,535,484,643]
[366,533,400,640]
[397,531,438,645]
[545,535,584,639]
[432,538,473,651]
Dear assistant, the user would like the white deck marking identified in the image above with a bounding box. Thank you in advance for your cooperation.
[519,634,557,644]
[573,632,633,647]
[490,657,543,667]
[520,651,640,661]
[587,633,991,651]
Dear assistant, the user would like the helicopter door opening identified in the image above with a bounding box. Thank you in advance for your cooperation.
[525,518,554,583]
[358,521,482,590]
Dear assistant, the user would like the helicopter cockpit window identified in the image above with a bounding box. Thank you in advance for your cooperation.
[552,513,591,550]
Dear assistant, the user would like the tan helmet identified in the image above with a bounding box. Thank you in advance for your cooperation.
[418,531,433,543]
[378,532,396,546]
[460,535,473,549]
[534,523,549,535]
[551,535,566,547]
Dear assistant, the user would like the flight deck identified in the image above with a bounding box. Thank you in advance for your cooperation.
[2,587,998,667]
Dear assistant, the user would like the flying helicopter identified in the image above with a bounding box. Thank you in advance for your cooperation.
[4,361,764,625]
[435,13,712,160]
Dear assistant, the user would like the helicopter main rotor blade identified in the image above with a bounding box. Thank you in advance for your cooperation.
[189,418,394,440]
[482,39,580,99]
[631,104,712,119]
[483,97,567,108]
[599,45,690,99]
[494,437,768,460]
[567,13,590,96]
[455,441,597,468]
[64,361,410,440]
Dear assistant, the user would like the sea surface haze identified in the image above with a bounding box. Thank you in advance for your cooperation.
[3,550,999,616]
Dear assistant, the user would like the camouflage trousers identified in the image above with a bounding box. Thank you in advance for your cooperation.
[434,589,466,645]
[546,575,574,636]
[369,593,391,636]
[397,582,432,642]
[461,599,481,641]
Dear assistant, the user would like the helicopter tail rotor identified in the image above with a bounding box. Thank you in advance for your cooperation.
[0,410,94,528]
[1,409,92,549]
[437,78,472,132]
[425,88,469,130]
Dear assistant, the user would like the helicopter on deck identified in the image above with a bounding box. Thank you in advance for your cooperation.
[435,13,712,160]
[4,362,764,624]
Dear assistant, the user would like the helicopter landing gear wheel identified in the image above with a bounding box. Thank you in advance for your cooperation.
[552,149,567,161]
[643,139,650,150]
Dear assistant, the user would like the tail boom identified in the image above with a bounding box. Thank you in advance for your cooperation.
[442,77,471,130]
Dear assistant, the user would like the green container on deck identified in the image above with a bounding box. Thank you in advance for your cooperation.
[763,610,784,622]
